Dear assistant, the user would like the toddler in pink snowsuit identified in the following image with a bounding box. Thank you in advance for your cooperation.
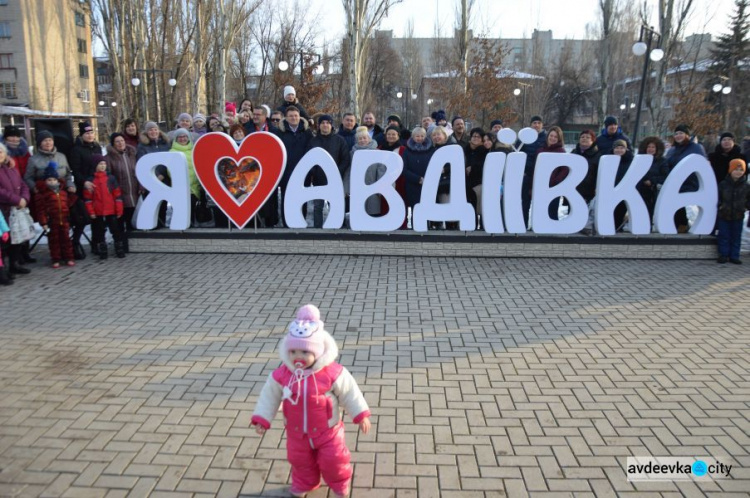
[251,304,371,498]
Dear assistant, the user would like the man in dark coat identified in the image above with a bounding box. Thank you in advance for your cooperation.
[517,115,547,229]
[337,113,358,150]
[596,116,632,155]
[272,106,313,227]
[69,121,101,193]
[709,132,745,184]
[362,112,385,145]
[245,106,273,134]
[306,115,350,228]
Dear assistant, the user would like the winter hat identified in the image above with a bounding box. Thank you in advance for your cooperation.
[225,102,236,115]
[173,128,191,141]
[286,304,326,360]
[109,132,125,146]
[604,115,618,127]
[674,124,690,135]
[193,113,206,125]
[144,121,159,131]
[432,110,447,123]
[79,121,94,135]
[719,132,735,141]
[35,130,53,146]
[43,163,59,179]
[261,105,272,117]
[728,158,746,175]
[530,115,543,124]
[3,125,21,139]
[91,154,107,168]
[177,112,192,123]
[385,125,401,136]
[613,139,628,149]
[318,114,333,125]
[283,85,296,98]
[490,119,503,128]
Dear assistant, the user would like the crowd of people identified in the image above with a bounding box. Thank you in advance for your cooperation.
[1,84,749,284]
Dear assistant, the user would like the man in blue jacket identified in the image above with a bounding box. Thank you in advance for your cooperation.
[596,116,632,155]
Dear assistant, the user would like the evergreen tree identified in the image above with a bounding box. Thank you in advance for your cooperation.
[710,0,750,134]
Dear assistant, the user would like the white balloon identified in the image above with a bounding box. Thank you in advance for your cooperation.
[518,127,538,145]
[497,128,516,145]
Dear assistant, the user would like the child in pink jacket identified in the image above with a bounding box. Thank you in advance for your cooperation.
[251,304,371,498]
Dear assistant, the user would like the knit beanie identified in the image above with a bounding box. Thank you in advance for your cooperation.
[604,115,618,127]
[177,112,192,123]
[36,130,53,146]
[432,110,447,123]
[144,121,159,131]
[387,114,402,126]
[193,113,206,125]
[79,121,94,135]
[173,128,191,141]
[43,163,59,179]
[261,105,272,117]
[91,154,107,169]
[490,119,503,128]
[728,158,746,175]
[530,115,543,124]
[317,114,333,125]
[613,139,628,149]
[719,132,735,141]
[284,85,296,98]
[225,102,236,114]
[286,304,326,360]
[385,125,401,136]
[674,124,690,135]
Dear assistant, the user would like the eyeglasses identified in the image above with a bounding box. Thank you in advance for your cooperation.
[271,118,281,123]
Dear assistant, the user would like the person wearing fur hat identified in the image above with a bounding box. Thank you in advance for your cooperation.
[716,159,750,264]
[665,124,707,232]
[84,155,125,259]
[277,85,310,120]
[35,165,75,268]
[106,133,139,250]
[596,115,632,155]
[251,304,370,498]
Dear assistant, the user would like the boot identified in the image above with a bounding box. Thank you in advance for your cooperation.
[9,263,30,275]
[122,237,129,253]
[115,241,126,259]
[22,242,37,263]
[73,241,86,260]
[0,267,13,285]
[98,242,108,260]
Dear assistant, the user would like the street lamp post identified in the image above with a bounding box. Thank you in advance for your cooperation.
[712,77,732,130]
[513,82,531,125]
[132,69,177,124]
[278,51,322,86]
[631,25,663,145]
[396,87,418,130]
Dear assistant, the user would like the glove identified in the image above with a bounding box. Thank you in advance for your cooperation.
[1,232,8,242]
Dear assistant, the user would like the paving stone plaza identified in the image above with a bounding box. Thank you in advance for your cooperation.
[1,253,748,497]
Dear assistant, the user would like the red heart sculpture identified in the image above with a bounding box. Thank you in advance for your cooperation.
[193,132,286,228]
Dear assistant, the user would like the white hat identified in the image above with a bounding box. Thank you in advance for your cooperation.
[284,86,296,98]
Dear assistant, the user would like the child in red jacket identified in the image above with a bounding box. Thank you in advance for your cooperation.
[84,155,125,259]
[35,165,75,268]
[251,305,371,498]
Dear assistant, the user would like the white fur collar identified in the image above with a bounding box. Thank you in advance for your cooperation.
[279,328,339,373]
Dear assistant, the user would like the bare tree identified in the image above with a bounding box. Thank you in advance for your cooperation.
[342,0,403,117]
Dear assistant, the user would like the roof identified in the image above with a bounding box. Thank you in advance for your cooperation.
[424,69,545,80]
[0,105,97,119]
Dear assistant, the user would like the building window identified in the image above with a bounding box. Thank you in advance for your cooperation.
[79,89,90,102]
[0,21,10,38]
[79,64,89,78]
[0,82,17,99]
[0,53,12,68]
[77,39,87,54]
[75,11,85,27]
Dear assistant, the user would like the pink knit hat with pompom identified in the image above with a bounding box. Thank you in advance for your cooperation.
[286,304,326,359]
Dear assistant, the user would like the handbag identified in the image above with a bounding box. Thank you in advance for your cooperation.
[8,207,36,243]
[68,195,91,227]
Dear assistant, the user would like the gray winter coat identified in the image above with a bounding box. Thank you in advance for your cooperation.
[25,148,73,190]
[345,139,386,215]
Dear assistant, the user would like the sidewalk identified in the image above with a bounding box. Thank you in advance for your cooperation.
[0,253,748,497]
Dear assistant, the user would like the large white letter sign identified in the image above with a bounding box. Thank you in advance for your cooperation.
[653,154,717,234]
[135,152,191,230]
[284,148,345,229]
[349,150,405,231]
[531,153,588,234]
[413,144,475,232]
[594,154,652,235]
[503,152,528,234]
[482,152,507,234]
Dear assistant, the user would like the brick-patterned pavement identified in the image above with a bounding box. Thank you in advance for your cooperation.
[0,254,748,498]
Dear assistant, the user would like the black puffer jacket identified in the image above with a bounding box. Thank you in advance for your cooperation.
[717,176,750,222]
[709,144,744,184]
[69,139,102,192]
[572,145,600,201]
[307,132,350,185]
[273,118,313,188]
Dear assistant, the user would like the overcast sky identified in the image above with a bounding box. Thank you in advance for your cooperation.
[311,0,736,42]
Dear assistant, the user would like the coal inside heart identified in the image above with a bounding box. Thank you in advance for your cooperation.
[215,155,262,205]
